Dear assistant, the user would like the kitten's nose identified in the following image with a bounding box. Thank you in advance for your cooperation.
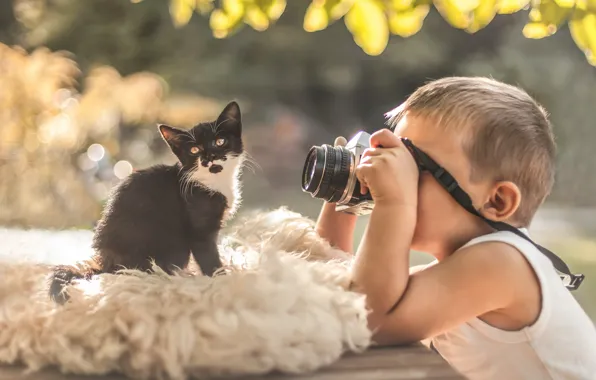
[201,154,215,166]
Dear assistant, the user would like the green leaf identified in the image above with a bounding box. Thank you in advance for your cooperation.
[434,0,471,29]
[451,0,481,13]
[522,22,552,37]
[388,4,430,37]
[196,0,215,14]
[390,0,415,11]
[467,0,498,32]
[223,0,245,22]
[209,0,245,38]
[569,9,596,65]
[576,0,596,12]
[327,0,356,20]
[209,10,232,38]
[267,0,287,20]
[169,0,195,28]
[304,1,330,31]
[553,0,575,8]
[303,0,355,32]
[245,4,270,31]
[496,0,530,14]
[345,0,390,56]
[253,0,287,21]
[541,0,573,25]
[523,0,573,38]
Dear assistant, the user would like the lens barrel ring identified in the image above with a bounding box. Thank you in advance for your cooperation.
[316,145,337,201]
[326,146,351,203]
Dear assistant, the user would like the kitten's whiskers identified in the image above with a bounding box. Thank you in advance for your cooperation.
[189,128,198,142]
[241,152,261,175]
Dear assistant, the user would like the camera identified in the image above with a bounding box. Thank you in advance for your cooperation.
[301,131,374,216]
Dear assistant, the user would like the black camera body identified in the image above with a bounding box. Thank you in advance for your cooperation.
[301,131,375,215]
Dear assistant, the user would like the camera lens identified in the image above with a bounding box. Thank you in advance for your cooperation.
[301,144,352,203]
[302,147,325,194]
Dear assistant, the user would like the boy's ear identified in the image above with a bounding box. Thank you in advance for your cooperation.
[158,124,185,147]
[480,181,522,223]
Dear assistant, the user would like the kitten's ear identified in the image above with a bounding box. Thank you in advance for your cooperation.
[158,124,184,147]
[216,101,242,133]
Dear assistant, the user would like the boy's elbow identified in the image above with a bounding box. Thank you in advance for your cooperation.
[369,317,422,347]
[364,297,399,330]
[366,311,415,347]
[360,288,412,343]
[366,299,426,347]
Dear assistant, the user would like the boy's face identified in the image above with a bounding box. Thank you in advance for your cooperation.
[393,113,494,258]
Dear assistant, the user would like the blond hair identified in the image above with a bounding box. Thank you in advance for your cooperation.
[387,77,556,226]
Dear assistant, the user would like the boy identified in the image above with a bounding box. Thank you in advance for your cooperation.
[315,77,596,379]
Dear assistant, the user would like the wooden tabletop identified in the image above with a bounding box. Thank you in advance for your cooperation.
[0,344,464,380]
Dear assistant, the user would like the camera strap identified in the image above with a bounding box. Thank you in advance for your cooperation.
[401,138,585,291]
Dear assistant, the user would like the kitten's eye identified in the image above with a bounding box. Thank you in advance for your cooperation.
[215,138,226,147]
[190,146,200,154]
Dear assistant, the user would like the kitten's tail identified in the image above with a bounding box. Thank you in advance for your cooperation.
[48,257,102,305]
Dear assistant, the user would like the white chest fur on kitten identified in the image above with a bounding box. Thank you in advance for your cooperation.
[191,155,242,221]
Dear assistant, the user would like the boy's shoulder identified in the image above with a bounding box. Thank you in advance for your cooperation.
[455,237,541,292]
[448,237,539,291]
[453,230,555,287]
[424,236,543,332]
[420,235,542,314]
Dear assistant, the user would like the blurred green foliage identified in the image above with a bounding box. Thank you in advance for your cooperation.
[145,0,596,65]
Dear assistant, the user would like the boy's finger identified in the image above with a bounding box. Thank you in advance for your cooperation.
[359,179,369,195]
[360,147,382,159]
[355,167,369,195]
[370,129,402,148]
[359,154,371,165]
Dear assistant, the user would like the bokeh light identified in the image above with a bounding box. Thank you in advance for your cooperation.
[87,143,105,162]
[113,160,133,179]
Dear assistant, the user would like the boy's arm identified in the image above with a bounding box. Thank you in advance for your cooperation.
[315,202,357,253]
[351,204,416,321]
[316,200,434,268]
[364,234,537,346]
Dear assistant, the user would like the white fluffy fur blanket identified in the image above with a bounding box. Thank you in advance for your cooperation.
[0,207,372,379]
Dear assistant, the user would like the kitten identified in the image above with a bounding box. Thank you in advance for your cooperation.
[49,101,244,304]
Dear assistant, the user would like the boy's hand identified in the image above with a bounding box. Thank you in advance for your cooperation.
[356,129,419,207]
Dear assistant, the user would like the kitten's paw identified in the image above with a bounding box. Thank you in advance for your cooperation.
[48,266,82,305]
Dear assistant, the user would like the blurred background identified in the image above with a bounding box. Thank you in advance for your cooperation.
[1,0,595,318]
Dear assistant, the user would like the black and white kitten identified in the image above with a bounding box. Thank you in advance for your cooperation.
[49,101,244,304]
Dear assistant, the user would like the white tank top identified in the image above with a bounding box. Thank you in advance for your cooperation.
[423,229,596,380]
